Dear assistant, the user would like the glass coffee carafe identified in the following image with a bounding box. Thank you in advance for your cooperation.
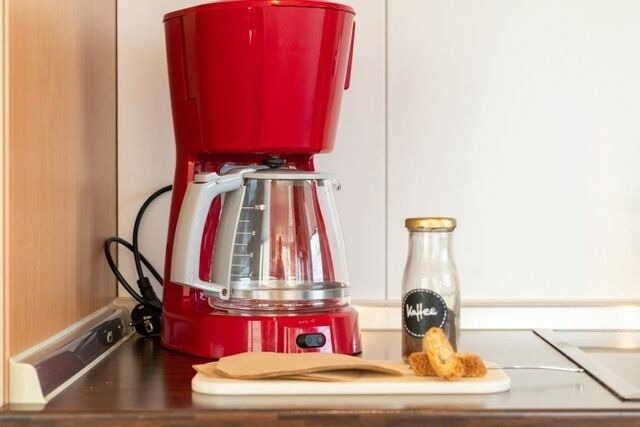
[171,168,350,313]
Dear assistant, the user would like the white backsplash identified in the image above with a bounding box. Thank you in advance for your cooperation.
[118,0,640,305]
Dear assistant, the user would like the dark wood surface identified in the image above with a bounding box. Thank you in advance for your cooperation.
[2,330,640,426]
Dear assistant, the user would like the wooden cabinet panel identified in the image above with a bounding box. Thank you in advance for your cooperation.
[6,0,117,355]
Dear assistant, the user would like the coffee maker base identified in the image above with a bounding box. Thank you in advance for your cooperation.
[161,306,362,359]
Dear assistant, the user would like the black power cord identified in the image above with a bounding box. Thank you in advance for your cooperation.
[104,185,172,336]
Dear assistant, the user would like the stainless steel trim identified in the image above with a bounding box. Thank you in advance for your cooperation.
[229,288,346,301]
[461,299,640,307]
[535,329,640,401]
[244,170,332,180]
[227,281,348,301]
[489,365,584,373]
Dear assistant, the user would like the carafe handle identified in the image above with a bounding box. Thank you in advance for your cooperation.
[170,171,245,299]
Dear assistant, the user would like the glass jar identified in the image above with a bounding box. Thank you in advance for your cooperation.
[401,217,460,361]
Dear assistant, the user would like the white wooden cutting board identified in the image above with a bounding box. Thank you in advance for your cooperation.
[192,361,510,395]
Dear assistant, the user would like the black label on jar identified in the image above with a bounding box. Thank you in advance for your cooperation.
[402,289,448,338]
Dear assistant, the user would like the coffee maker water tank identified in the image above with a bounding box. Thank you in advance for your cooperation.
[163,0,356,156]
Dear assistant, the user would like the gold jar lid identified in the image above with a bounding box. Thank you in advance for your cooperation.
[405,217,457,231]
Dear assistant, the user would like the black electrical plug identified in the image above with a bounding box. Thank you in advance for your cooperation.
[130,303,162,337]
[136,277,162,308]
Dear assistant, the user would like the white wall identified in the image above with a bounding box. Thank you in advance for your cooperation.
[118,0,640,306]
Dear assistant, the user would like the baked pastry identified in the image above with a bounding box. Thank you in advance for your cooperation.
[408,352,436,376]
[409,350,487,379]
[423,327,464,380]
[458,353,487,378]
[406,327,488,380]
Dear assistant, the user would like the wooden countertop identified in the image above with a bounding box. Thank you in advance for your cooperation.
[2,330,640,426]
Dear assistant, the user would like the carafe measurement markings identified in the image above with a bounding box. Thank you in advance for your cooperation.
[230,198,262,281]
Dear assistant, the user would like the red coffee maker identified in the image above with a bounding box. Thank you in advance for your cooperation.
[162,0,361,358]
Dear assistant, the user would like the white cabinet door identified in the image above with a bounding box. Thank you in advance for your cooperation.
[388,0,640,302]
[117,0,197,298]
[316,0,386,300]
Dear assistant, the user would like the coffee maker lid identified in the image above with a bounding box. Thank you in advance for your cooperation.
[164,0,355,22]
[244,169,332,181]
